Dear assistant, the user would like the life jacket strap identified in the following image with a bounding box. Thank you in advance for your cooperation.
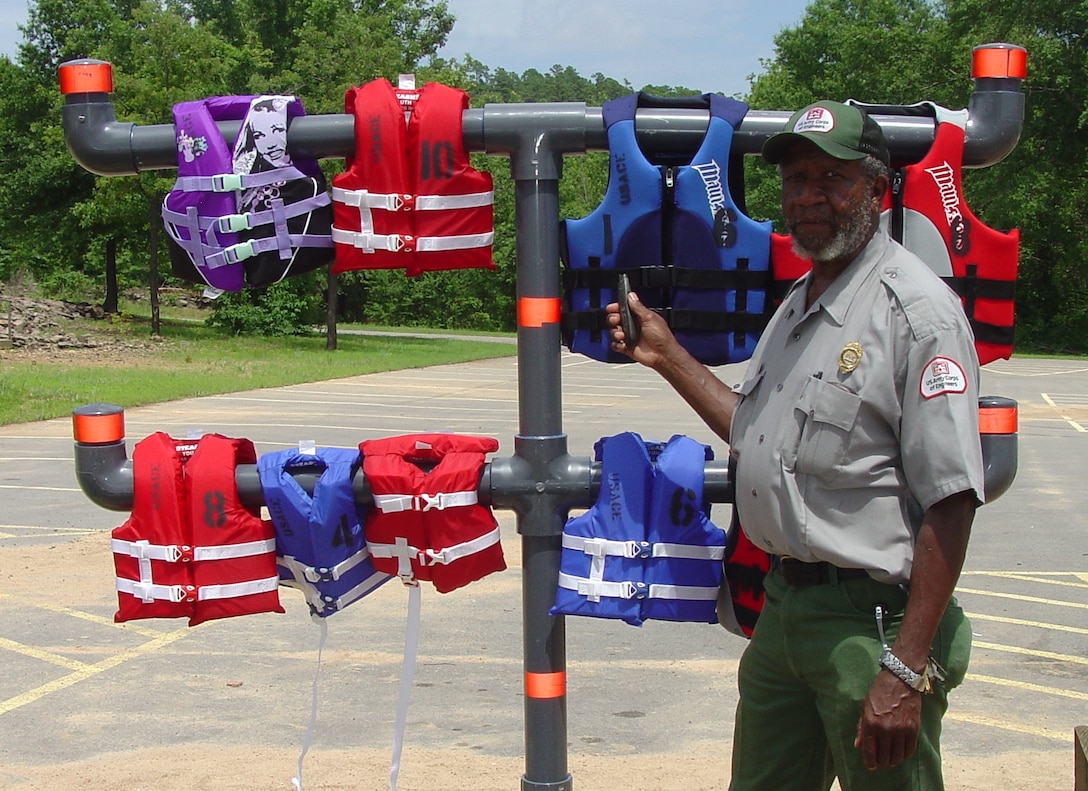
[198,576,280,601]
[116,576,196,604]
[192,538,277,561]
[561,533,726,561]
[372,490,479,513]
[332,186,413,212]
[175,168,301,194]
[415,232,494,252]
[557,572,720,604]
[112,537,193,563]
[330,226,413,253]
[415,191,493,211]
[424,526,501,565]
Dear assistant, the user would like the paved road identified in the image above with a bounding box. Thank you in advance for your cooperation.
[0,352,1084,787]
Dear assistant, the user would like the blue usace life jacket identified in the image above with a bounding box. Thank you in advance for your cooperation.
[561,93,773,366]
[550,433,727,626]
[257,446,391,617]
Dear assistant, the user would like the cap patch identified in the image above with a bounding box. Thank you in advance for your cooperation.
[793,107,835,135]
[920,357,967,399]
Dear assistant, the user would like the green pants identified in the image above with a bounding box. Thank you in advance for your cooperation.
[729,567,971,791]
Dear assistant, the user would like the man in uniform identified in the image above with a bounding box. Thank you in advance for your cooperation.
[607,100,983,790]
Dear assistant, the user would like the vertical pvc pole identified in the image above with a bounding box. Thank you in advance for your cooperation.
[512,162,573,790]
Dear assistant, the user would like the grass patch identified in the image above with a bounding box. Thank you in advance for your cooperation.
[0,316,515,426]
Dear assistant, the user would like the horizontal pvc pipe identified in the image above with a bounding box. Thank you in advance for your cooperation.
[59,44,1025,177]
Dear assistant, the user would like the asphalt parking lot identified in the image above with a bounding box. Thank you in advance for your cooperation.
[0,351,1085,789]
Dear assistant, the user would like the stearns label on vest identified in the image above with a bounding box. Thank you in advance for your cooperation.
[919,356,968,399]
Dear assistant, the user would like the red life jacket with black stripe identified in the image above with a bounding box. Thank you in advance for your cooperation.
[359,433,505,593]
[770,105,1018,365]
[111,432,284,626]
[881,106,1018,364]
[331,79,495,277]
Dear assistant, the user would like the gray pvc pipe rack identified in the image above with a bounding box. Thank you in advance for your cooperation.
[64,43,1026,791]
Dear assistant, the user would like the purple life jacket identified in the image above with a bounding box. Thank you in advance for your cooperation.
[162,95,333,294]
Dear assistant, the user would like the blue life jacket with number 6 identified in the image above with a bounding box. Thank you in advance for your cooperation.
[257,446,391,617]
[551,432,726,627]
[561,93,772,365]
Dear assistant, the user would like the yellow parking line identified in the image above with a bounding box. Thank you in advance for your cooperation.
[0,484,81,493]
[0,637,89,671]
[946,711,1067,742]
[961,571,1088,589]
[0,626,192,716]
[968,672,1088,701]
[0,593,166,639]
[974,640,1088,666]
[956,587,1088,610]
[1041,393,1087,431]
[968,611,1088,636]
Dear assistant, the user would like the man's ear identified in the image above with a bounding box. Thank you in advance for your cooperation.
[870,172,890,206]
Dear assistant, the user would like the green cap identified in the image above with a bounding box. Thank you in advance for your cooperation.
[762,100,890,166]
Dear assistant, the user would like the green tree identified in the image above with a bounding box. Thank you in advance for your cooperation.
[743,0,1086,352]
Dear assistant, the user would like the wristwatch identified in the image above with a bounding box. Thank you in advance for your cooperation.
[874,605,946,694]
[879,648,932,693]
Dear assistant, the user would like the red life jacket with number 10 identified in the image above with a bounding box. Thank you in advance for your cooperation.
[331,79,495,277]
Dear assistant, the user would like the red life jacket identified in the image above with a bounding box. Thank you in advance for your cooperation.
[331,79,495,277]
[111,432,284,626]
[359,433,505,593]
[881,108,1018,364]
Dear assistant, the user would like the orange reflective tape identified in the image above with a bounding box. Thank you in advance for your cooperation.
[525,671,566,699]
[72,410,125,444]
[978,405,1017,435]
[972,45,1027,80]
[58,61,113,94]
[517,297,561,328]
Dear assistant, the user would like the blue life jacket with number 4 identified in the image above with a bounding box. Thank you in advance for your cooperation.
[561,92,772,365]
[257,447,391,617]
[551,433,726,626]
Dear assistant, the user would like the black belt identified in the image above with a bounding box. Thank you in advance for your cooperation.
[773,556,870,586]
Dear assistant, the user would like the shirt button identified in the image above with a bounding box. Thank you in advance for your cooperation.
[792,332,801,340]
[758,434,765,444]
[776,384,783,392]
[751,489,757,498]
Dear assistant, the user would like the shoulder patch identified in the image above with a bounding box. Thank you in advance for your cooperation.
[920,356,968,399]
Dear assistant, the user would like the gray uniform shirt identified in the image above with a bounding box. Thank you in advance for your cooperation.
[730,228,984,584]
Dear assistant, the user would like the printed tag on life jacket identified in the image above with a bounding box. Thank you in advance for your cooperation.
[920,356,967,399]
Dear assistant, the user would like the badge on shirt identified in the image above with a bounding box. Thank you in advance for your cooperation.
[920,357,968,399]
[838,342,862,374]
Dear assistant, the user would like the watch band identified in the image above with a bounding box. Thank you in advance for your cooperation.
[874,605,945,694]
[880,648,930,692]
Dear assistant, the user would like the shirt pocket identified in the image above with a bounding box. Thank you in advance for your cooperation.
[794,377,862,484]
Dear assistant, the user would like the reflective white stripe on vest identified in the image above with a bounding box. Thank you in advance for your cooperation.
[561,534,724,561]
[112,537,277,562]
[557,571,718,603]
[116,576,195,604]
[327,568,390,612]
[372,490,478,513]
[331,186,409,212]
[424,526,501,565]
[198,575,280,601]
[330,226,408,253]
[415,232,493,252]
[112,537,188,562]
[193,538,277,561]
[415,191,493,210]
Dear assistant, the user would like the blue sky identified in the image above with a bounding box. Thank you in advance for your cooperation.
[0,0,813,97]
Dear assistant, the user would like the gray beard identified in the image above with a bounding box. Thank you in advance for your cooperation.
[791,199,875,263]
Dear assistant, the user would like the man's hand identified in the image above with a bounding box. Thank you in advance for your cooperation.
[605,290,676,368]
[854,669,922,770]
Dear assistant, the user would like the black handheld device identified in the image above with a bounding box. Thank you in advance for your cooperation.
[617,273,640,347]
